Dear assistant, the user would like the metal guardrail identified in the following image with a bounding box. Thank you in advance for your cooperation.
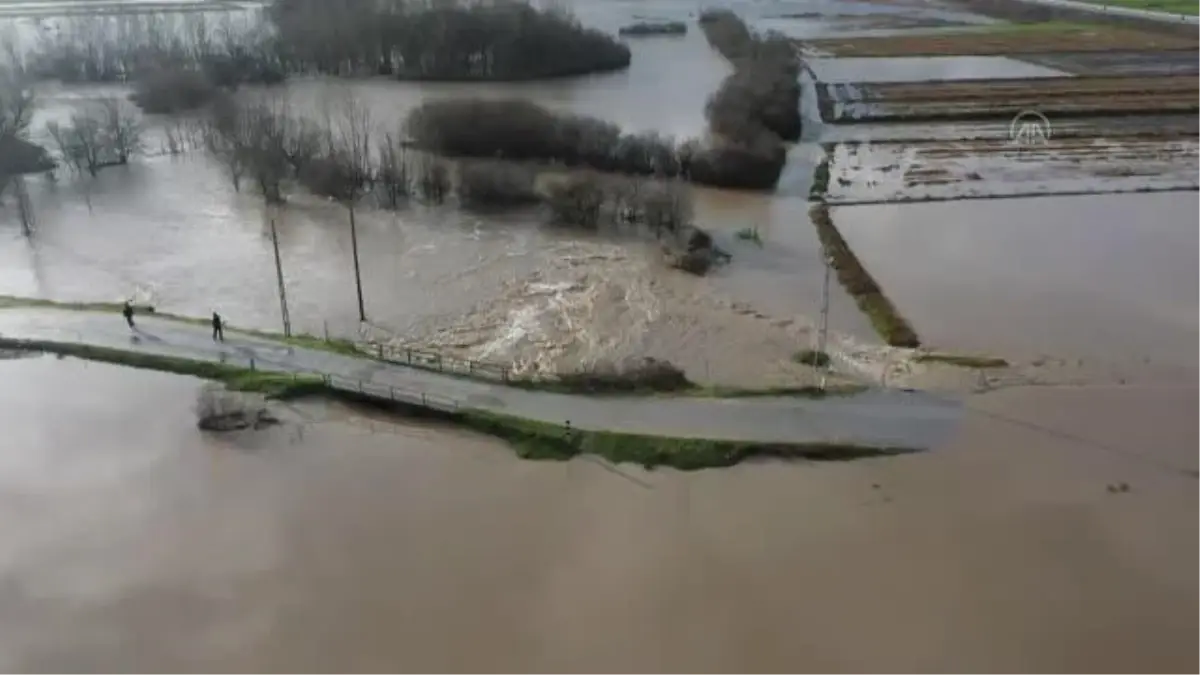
[365,343,512,383]
[320,373,461,412]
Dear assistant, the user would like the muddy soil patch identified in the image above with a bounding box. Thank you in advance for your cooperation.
[1023,49,1199,76]
[817,137,1199,204]
[800,24,1197,56]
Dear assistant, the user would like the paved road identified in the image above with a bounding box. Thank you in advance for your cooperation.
[0,308,965,448]
[1015,0,1199,23]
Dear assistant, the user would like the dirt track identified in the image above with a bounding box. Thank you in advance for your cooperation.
[802,24,1197,56]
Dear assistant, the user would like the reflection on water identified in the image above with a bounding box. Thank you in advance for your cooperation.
[1,357,1195,671]
[832,193,1200,379]
[806,55,1068,82]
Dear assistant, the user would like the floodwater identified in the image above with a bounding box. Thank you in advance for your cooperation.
[832,192,1200,381]
[807,55,1067,82]
[1,0,1192,387]
[1,357,1195,671]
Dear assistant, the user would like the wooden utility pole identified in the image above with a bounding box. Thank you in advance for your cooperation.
[349,204,365,322]
[14,174,34,236]
[817,254,832,391]
[270,216,292,337]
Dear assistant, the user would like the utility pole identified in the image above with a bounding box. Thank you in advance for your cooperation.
[816,254,832,391]
[270,216,292,337]
[14,174,34,236]
[348,204,366,323]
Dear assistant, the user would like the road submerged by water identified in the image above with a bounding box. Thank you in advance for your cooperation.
[0,307,966,449]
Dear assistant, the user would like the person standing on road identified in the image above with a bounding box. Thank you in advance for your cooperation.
[122,300,135,329]
[212,311,225,342]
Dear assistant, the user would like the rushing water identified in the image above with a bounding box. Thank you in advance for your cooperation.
[1,357,1195,671]
[2,0,1194,388]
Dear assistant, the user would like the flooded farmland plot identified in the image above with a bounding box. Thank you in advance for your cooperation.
[821,136,1199,204]
[831,192,1200,384]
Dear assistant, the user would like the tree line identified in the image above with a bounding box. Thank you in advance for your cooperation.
[697,10,802,189]
[9,0,630,98]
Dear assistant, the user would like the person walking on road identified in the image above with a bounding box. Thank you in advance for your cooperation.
[122,300,135,329]
[212,311,225,342]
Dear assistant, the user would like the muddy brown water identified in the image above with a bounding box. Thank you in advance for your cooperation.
[2,0,1193,386]
[832,192,1200,381]
[1,357,1195,672]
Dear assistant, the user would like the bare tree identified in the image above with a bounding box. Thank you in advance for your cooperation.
[97,97,142,165]
[376,132,409,208]
[47,116,104,177]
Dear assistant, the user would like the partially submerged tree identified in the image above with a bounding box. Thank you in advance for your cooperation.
[298,93,374,321]
[375,132,409,208]
[46,98,142,176]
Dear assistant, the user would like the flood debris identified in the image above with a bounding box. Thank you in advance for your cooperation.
[195,384,280,432]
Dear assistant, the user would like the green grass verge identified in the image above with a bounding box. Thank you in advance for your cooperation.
[449,409,913,469]
[914,352,1009,369]
[0,337,326,398]
[807,204,921,348]
[1057,0,1197,15]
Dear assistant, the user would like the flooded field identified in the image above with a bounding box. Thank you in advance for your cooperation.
[822,137,1199,203]
[806,54,1066,82]
[832,192,1200,382]
[1,357,1195,671]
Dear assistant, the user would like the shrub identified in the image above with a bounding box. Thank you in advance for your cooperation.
[131,68,217,114]
[618,21,687,36]
[406,98,684,177]
[793,348,831,368]
[416,158,450,204]
[544,171,606,228]
[689,138,786,190]
[456,160,540,208]
[555,357,691,392]
[694,9,802,191]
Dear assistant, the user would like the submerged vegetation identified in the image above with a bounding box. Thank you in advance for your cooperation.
[270,0,631,80]
[406,98,684,177]
[618,21,688,37]
[696,9,802,190]
[808,203,921,348]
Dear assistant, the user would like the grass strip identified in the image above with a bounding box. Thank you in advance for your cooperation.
[445,409,914,470]
[807,203,921,348]
[914,352,1009,369]
[1,338,912,470]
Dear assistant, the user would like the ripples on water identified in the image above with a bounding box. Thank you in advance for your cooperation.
[1,357,1195,671]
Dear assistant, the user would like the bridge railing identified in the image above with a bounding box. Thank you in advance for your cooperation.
[320,373,461,412]
[363,343,512,383]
